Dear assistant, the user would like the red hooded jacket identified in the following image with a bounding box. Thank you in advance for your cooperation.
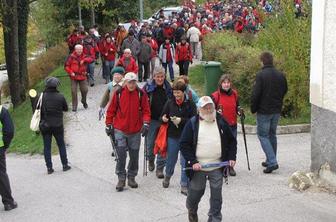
[175,42,192,62]
[116,55,139,74]
[105,87,151,134]
[100,41,117,61]
[83,44,96,61]
[211,89,239,126]
[64,51,94,81]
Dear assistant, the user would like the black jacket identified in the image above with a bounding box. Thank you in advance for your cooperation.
[251,65,288,114]
[180,113,237,179]
[0,106,14,149]
[40,88,68,129]
[161,97,197,138]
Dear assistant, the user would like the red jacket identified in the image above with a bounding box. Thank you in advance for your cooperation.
[175,42,192,62]
[149,39,158,58]
[67,34,79,50]
[163,27,174,40]
[100,42,117,61]
[105,87,151,134]
[235,21,244,33]
[64,52,93,81]
[211,89,239,126]
[116,55,139,74]
[83,44,96,61]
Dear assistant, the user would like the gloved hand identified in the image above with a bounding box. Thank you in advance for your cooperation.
[170,116,181,128]
[238,107,245,120]
[99,107,105,121]
[105,125,114,136]
[141,123,149,137]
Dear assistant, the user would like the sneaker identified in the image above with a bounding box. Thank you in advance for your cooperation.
[148,160,155,172]
[116,179,126,192]
[4,201,18,211]
[156,168,164,179]
[263,164,279,174]
[188,210,198,222]
[181,186,188,196]
[229,166,236,176]
[63,165,71,172]
[261,161,268,167]
[127,177,138,188]
[162,176,170,188]
[47,168,54,174]
[90,83,95,87]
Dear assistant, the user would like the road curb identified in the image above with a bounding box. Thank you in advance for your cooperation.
[238,123,311,135]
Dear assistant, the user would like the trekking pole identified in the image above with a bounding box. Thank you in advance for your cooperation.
[143,136,148,176]
[109,133,118,161]
[240,111,251,171]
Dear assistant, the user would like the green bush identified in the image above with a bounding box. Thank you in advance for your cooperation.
[201,0,311,119]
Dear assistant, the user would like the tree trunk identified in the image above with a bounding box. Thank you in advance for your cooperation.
[91,5,95,26]
[18,0,29,100]
[2,0,22,107]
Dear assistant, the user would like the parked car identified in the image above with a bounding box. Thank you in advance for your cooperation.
[147,6,183,23]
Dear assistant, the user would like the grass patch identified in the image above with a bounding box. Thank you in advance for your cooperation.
[189,65,311,126]
[9,66,71,154]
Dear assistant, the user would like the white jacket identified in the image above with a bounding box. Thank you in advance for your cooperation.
[159,43,175,64]
[187,27,201,43]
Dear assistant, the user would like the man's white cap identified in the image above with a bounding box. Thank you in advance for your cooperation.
[197,96,214,108]
[124,72,137,82]
[124,48,132,54]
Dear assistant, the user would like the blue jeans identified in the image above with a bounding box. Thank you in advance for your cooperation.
[87,62,95,84]
[147,120,166,169]
[257,113,280,167]
[104,60,115,82]
[165,137,188,187]
[162,61,174,81]
[42,127,68,169]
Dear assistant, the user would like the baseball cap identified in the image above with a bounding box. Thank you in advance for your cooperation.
[124,72,137,82]
[197,96,214,108]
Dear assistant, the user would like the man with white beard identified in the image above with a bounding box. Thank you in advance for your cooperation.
[180,96,237,222]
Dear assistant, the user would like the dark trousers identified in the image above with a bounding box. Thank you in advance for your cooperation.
[178,61,190,76]
[41,127,68,169]
[0,148,14,205]
[138,61,150,82]
[187,168,223,222]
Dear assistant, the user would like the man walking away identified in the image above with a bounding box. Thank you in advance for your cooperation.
[0,104,16,211]
[251,51,287,174]
[105,72,151,191]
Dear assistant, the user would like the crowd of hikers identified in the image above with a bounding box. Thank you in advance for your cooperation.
[1,0,292,221]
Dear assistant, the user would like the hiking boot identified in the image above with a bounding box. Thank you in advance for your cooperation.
[188,210,198,222]
[181,186,188,196]
[4,201,18,211]
[229,166,236,176]
[148,160,155,172]
[261,161,268,167]
[72,108,77,112]
[162,176,170,188]
[156,168,164,179]
[263,164,279,174]
[116,179,126,192]
[47,168,54,175]
[63,165,71,172]
[127,177,138,188]
[82,102,88,109]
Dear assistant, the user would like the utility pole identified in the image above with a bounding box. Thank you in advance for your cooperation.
[78,0,82,26]
[139,0,143,22]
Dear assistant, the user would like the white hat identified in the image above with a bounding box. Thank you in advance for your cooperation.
[197,96,214,108]
[124,48,132,54]
[124,72,137,82]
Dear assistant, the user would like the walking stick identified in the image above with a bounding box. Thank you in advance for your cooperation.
[143,136,148,176]
[240,111,251,171]
[109,133,118,161]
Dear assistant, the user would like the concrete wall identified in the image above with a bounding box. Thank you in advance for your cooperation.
[310,0,336,177]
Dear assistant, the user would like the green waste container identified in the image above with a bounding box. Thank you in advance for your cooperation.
[203,61,222,96]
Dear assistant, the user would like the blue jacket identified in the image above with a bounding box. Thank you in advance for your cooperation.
[143,79,173,100]
[180,113,237,179]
